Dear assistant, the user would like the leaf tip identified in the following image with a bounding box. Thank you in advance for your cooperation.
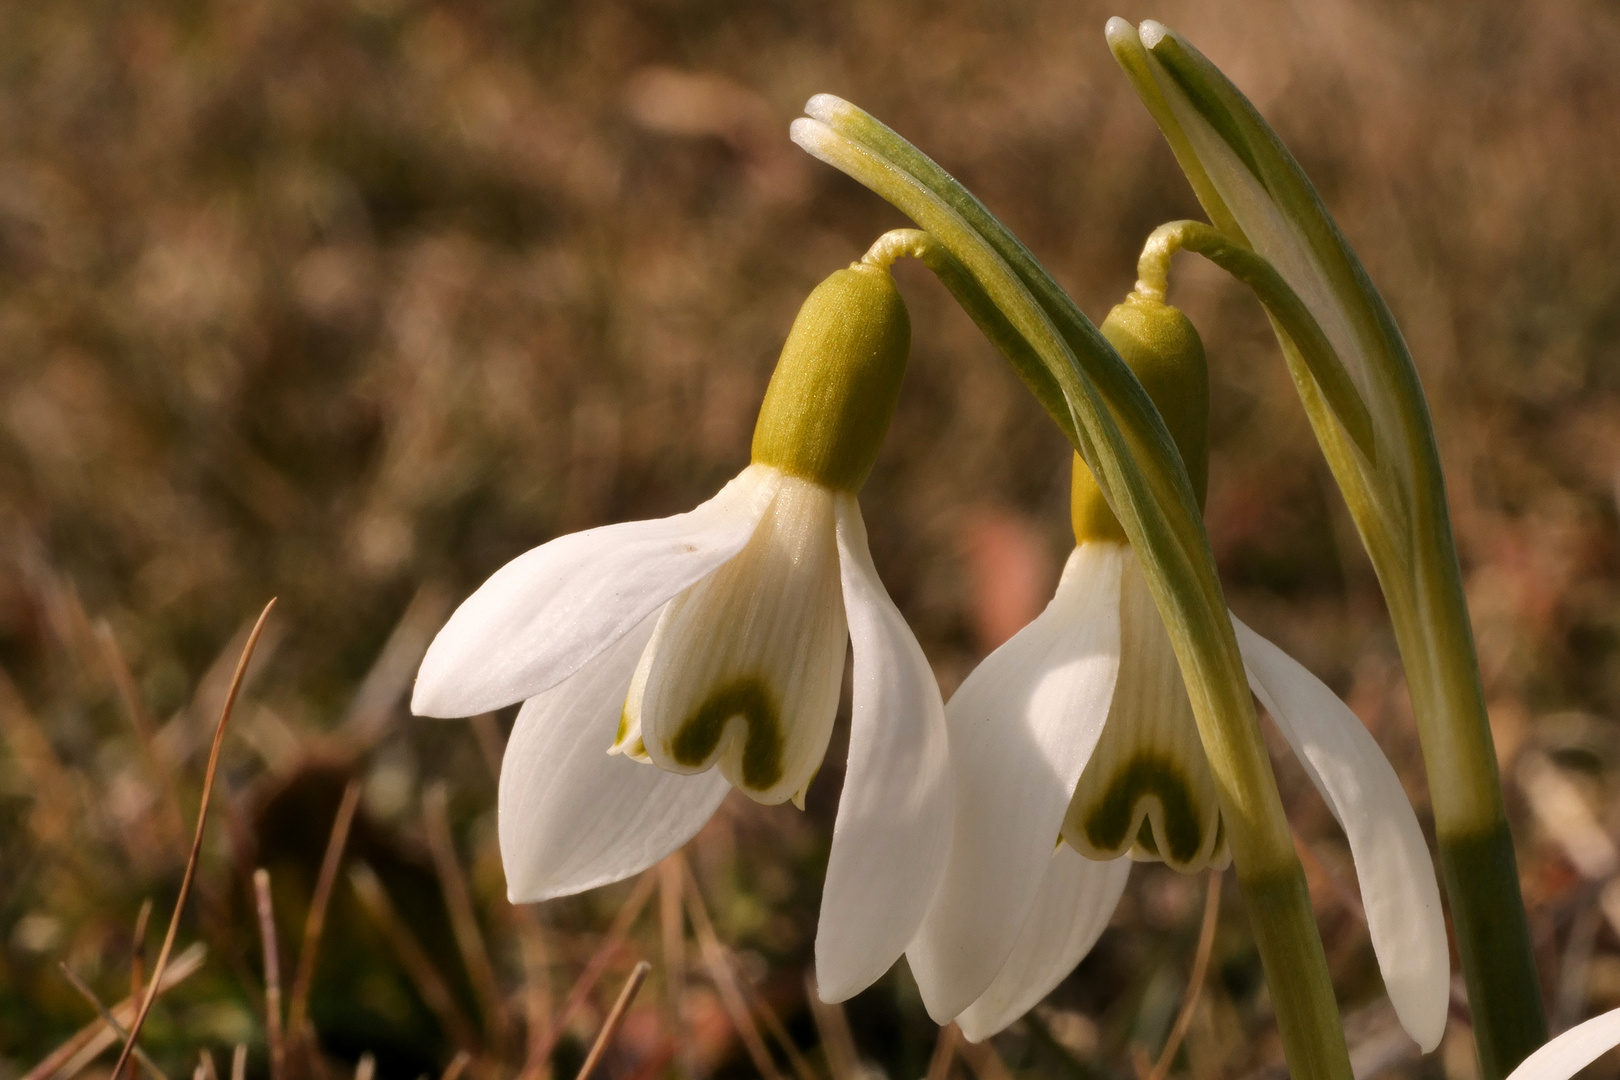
[789,116,834,158]
[1139,19,1170,48]
[804,93,852,124]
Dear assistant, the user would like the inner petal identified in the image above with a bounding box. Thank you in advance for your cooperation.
[627,472,848,806]
[1061,554,1225,873]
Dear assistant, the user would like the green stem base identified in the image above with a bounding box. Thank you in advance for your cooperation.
[1242,869,1354,1080]
[1440,820,1547,1080]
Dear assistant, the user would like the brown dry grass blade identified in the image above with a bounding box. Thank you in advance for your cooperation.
[573,960,651,1080]
[341,583,450,748]
[513,902,554,1080]
[96,620,187,851]
[231,1046,246,1080]
[735,973,817,1080]
[129,899,153,1019]
[1147,869,1223,1080]
[956,1039,1014,1080]
[56,963,172,1080]
[530,870,658,1065]
[679,857,785,1080]
[254,869,286,1080]
[439,1050,473,1080]
[423,782,508,1048]
[348,862,482,1051]
[24,943,206,1080]
[804,974,860,1080]
[0,667,80,849]
[924,1024,960,1080]
[656,858,687,1075]
[288,778,363,1045]
[109,599,277,1080]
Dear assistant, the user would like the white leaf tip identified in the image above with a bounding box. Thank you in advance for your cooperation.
[1104,16,1137,45]
[1139,20,1169,48]
[803,93,849,122]
[789,117,838,163]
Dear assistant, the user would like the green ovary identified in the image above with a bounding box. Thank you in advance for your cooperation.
[750,264,911,493]
[669,676,785,792]
[1071,292,1208,544]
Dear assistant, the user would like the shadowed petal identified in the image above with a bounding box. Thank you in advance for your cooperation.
[414,465,780,718]
[815,497,953,1002]
[955,847,1131,1042]
[907,543,1125,1021]
[499,616,730,902]
[631,474,847,805]
[1234,616,1448,1052]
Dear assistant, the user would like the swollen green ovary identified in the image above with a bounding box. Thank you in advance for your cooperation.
[1063,555,1226,873]
[1071,293,1209,545]
[636,475,848,806]
[750,264,911,493]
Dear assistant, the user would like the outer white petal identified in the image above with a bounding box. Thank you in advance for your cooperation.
[955,847,1132,1042]
[414,465,780,718]
[1233,616,1448,1053]
[499,615,731,902]
[815,498,953,1002]
[1505,1007,1620,1080]
[906,544,1125,1022]
[632,474,848,805]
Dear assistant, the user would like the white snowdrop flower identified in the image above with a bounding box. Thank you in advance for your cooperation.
[412,260,952,1002]
[908,294,1448,1051]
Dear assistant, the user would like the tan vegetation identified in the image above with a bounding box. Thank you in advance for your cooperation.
[1,1,1618,1078]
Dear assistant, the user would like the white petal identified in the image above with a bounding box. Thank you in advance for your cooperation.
[1505,1007,1620,1080]
[633,474,847,805]
[907,543,1125,1022]
[413,465,780,718]
[498,615,731,902]
[1233,616,1448,1053]
[955,847,1131,1042]
[815,497,953,1002]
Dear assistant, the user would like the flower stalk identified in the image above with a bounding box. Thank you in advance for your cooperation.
[1107,21,1544,1075]
[792,103,1353,1080]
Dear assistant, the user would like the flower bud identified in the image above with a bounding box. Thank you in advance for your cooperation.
[751,263,911,492]
[1071,293,1209,544]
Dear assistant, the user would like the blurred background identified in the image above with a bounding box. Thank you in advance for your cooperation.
[1,0,1618,1078]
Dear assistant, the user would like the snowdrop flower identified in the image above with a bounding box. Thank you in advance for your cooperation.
[412,260,951,1001]
[907,292,1448,1049]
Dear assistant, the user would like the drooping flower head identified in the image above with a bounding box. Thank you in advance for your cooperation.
[412,257,952,1002]
[908,291,1449,1049]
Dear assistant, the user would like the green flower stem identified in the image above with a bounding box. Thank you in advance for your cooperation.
[1135,221,1375,461]
[796,108,1352,1080]
[1110,25,1544,1074]
[861,229,1075,448]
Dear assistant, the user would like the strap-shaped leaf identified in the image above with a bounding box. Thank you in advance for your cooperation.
[1108,20,1546,1075]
